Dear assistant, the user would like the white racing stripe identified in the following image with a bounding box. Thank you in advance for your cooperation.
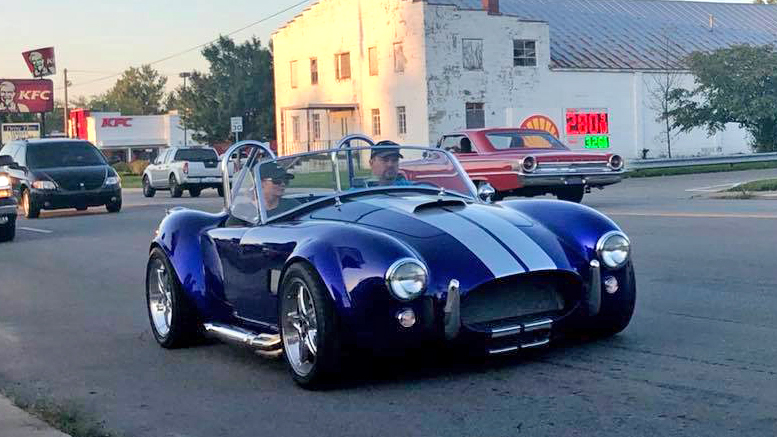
[18,227,53,234]
[457,207,557,272]
[360,198,524,278]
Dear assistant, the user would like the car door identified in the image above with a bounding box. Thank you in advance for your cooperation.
[151,150,170,187]
[4,143,29,199]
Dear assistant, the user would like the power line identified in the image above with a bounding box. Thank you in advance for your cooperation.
[60,0,311,91]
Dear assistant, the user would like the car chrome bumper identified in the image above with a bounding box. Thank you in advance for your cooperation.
[521,172,623,187]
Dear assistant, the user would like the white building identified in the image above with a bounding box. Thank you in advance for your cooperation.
[272,0,777,159]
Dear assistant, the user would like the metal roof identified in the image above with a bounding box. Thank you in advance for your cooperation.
[426,0,777,70]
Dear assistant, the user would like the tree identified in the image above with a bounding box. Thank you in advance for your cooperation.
[668,44,777,153]
[752,0,776,4]
[102,65,167,115]
[645,28,684,158]
[177,36,275,144]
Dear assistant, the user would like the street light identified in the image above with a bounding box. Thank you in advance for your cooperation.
[179,72,192,146]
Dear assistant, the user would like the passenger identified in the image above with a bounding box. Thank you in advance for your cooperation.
[259,161,301,215]
[368,140,412,186]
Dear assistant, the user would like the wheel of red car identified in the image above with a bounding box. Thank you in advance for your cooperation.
[169,175,183,198]
[145,247,201,348]
[279,263,342,389]
[587,261,636,338]
[142,176,156,198]
[555,186,585,203]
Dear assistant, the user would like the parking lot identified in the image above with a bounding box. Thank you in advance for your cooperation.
[2,168,777,437]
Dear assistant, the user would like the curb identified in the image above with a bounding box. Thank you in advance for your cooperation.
[0,394,71,437]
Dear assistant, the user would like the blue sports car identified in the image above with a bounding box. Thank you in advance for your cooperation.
[146,136,635,388]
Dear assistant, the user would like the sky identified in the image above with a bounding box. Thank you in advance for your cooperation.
[0,0,755,101]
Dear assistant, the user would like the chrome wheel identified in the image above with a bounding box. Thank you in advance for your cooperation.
[147,257,173,338]
[281,280,318,377]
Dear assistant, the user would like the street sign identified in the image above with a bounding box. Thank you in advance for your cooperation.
[230,117,243,133]
[2,122,40,145]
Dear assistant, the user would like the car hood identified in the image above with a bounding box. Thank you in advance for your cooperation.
[32,165,108,190]
[310,194,581,291]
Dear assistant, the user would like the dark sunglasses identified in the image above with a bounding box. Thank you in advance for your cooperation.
[265,177,289,185]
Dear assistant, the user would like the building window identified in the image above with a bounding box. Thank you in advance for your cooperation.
[369,47,378,76]
[335,52,351,80]
[292,116,300,142]
[371,109,381,136]
[513,40,537,67]
[312,113,321,140]
[465,103,485,129]
[462,39,483,70]
[397,106,407,135]
[290,61,298,88]
[310,58,318,85]
[393,42,405,73]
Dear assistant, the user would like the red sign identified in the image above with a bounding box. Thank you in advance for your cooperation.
[565,109,609,135]
[22,47,56,78]
[0,79,54,113]
[520,115,560,138]
[101,117,133,128]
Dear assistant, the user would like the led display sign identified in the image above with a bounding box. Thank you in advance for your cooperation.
[584,135,610,149]
[565,108,610,149]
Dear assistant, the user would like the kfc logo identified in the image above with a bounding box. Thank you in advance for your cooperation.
[102,117,133,128]
[22,47,56,78]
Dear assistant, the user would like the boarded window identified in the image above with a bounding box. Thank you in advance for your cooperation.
[335,52,351,80]
[312,113,321,140]
[397,106,407,135]
[290,61,298,88]
[393,42,405,73]
[513,40,537,67]
[310,58,318,85]
[465,103,485,129]
[462,39,483,70]
[292,116,300,142]
[369,47,378,76]
[371,109,381,136]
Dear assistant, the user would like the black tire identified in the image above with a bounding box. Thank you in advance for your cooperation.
[217,185,224,197]
[106,197,122,213]
[279,263,343,389]
[555,186,585,203]
[189,187,201,198]
[76,205,88,211]
[586,261,636,338]
[145,247,201,348]
[142,176,156,198]
[0,215,15,242]
[169,175,183,198]
[21,188,40,219]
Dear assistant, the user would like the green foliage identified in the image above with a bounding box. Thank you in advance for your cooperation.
[128,160,150,175]
[177,36,275,144]
[101,65,167,115]
[668,44,777,153]
[727,178,777,192]
[626,160,777,178]
[752,0,776,4]
[111,161,131,174]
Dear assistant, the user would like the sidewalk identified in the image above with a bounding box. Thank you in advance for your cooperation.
[0,394,71,437]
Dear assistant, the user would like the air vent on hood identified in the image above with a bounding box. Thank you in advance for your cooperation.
[413,199,467,213]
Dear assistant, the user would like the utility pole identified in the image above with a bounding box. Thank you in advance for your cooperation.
[179,71,191,147]
[63,68,69,137]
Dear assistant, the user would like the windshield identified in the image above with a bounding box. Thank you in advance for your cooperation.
[26,142,107,168]
[485,131,568,150]
[251,146,476,221]
[174,148,218,162]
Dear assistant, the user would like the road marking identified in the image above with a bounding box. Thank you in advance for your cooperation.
[606,211,777,219]
[18,226,53,234]
[685,182,743,192]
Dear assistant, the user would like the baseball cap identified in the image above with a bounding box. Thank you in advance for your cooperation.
[371,140,404,158]
[259,161,295,182]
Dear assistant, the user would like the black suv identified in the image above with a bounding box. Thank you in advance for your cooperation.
[0,139,122,218]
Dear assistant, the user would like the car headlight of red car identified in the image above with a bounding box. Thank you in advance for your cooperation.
[385,258,428,301]
[608,154,624,171]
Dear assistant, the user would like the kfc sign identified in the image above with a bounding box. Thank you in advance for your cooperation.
[22,47,56,78]
[0,79,54,113]
[101,117,133,128]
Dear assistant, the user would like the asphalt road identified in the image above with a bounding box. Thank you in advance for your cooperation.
[1,169,777,437]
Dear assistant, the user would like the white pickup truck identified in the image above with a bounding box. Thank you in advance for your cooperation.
[142,146,223,198]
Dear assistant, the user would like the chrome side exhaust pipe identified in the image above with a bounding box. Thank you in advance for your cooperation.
[203,323,283,358]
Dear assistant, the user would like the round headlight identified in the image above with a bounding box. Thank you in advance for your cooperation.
[608,154,624,171]
[385,258,428,301]
[596,231,631,269]
[0,175,10,187]
[521,155,537,173]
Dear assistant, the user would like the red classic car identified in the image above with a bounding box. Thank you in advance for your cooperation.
[437,128,624,202]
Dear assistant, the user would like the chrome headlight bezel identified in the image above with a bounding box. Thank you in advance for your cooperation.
[105,175,121,186]
[385,258,428,301]
[596,231,631,269]
[32,180,57,190]
[608,154,624,171]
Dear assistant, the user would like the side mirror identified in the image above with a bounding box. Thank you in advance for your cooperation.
[477,182,496,203]
[0,155,14,167]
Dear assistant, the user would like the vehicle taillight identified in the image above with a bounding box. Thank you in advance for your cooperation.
[183,162,189,174]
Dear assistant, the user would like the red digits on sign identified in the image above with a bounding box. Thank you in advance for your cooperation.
[577,114,587,135]
[600,113,608,133]
[588,113,599,134]
[566,113,576,135]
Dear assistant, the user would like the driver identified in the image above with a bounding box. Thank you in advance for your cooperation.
[259,161,300,215]
[368,140,412,186]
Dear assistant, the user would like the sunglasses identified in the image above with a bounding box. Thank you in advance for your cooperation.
[265,177,289,185]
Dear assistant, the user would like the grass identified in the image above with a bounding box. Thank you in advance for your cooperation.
[119,174,141,188]
[626,160,777,178]
[2,389,120,437]
[727,178,777,192]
